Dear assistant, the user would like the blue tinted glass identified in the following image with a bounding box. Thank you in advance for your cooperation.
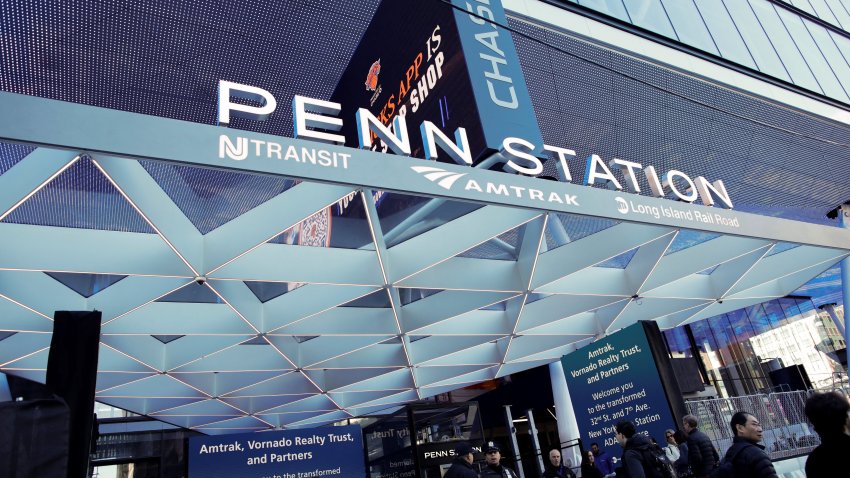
[778,297,803,320]
[809,0,841,25]
[723,0,792,81]
[578,0,632,23]
[726,309,755,342]
[622,0,677,38]
[749,0,823,92]
[664,327,692,355]
[707,314,734,350]
[690,320,718,351]
[795,297,816,314]
[660,0,719,55]
[745,303,772,333]
[805,22,850,94]
[762,300,789,327]
[824,0,850,29]
[693,0,757,68]
[778,8,850,100]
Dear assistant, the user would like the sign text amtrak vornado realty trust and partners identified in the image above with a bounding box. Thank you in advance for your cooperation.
[188,425,364,478]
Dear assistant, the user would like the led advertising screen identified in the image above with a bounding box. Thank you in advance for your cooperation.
[560,322,682,461]
[330,0,542,164]
[188,424,365,478]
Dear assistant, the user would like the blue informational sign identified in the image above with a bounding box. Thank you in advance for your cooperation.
[561,323,678,461]
[188,425,365,478]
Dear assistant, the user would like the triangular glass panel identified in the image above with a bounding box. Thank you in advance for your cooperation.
[457,224,523,261]
[409,335,430,343]
[156,283,222,303]
[268,190,375,250]
[241,335,270,345]
[294,335,318,343]
[546,213,618,250]
[2,156,155,233]
[45,272,127,298]
[0,142,35,175]
[0,331,17,342]
[340,289,391,308]
[399,288,443,306]
[244,281,305,303]
[480,300,507,311]
[379,336,403,345]
[595,248,638,269]
[697,265,720,275]
[766,242,800,257]
[665,230,720,255]
[140,161,299,234]
[375,191,483,248]
[525,293,550,304]
[152,335,184,344]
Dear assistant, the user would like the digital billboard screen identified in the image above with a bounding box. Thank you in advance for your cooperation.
[330,0,542,164]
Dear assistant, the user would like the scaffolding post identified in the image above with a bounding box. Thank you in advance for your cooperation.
[504,405,526,478]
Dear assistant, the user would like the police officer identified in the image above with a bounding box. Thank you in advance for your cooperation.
[480,441,519,478]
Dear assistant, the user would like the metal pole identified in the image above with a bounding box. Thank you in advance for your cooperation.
[839,204,850,369]
[504,405,526,478]
[549,361,582,470]
[526,409,545,475]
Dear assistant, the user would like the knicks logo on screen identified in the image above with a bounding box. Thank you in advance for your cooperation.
[365,60,381,92]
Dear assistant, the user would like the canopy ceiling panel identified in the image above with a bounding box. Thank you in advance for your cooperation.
[0,136,847,433]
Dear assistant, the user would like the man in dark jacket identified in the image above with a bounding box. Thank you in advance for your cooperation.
[590,442,615,477]
[614,420,654,478]
[804,391,850,477]
[542,448,576,478]
[480,441,518,478]
[682,414,718,478]
[719,412,777,478]
[445,442,478,478]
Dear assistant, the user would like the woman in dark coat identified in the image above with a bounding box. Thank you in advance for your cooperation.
[673,430,692,478]
[580,449,604,478]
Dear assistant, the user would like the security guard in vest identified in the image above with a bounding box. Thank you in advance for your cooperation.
[480,441,519,478]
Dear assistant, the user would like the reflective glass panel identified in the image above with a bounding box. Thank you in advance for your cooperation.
[578,0,633,23]
[748,0,823,92]
[693,0,758,68]
[809,0,841,25]
[622,0,677,38]
[660,0,719,55]
[724,0,792,81]
[804,21,850,94]
[777,7,850,100]
[824,0,850,29]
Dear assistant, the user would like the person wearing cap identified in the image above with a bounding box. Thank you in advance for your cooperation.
[444,441,478,478]
[480,441,519,478]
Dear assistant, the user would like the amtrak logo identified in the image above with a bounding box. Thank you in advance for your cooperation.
[411,165,467,190]
[615,197,629,214]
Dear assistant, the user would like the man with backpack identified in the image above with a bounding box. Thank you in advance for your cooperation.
[711,412,777,478]
[613,420,676,478]
[682,414,718,478]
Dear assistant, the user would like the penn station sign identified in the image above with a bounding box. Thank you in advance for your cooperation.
[217,80,734,211]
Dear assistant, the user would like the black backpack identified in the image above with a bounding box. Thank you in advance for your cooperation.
[708,443,748,478]
[642,444,678,478]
